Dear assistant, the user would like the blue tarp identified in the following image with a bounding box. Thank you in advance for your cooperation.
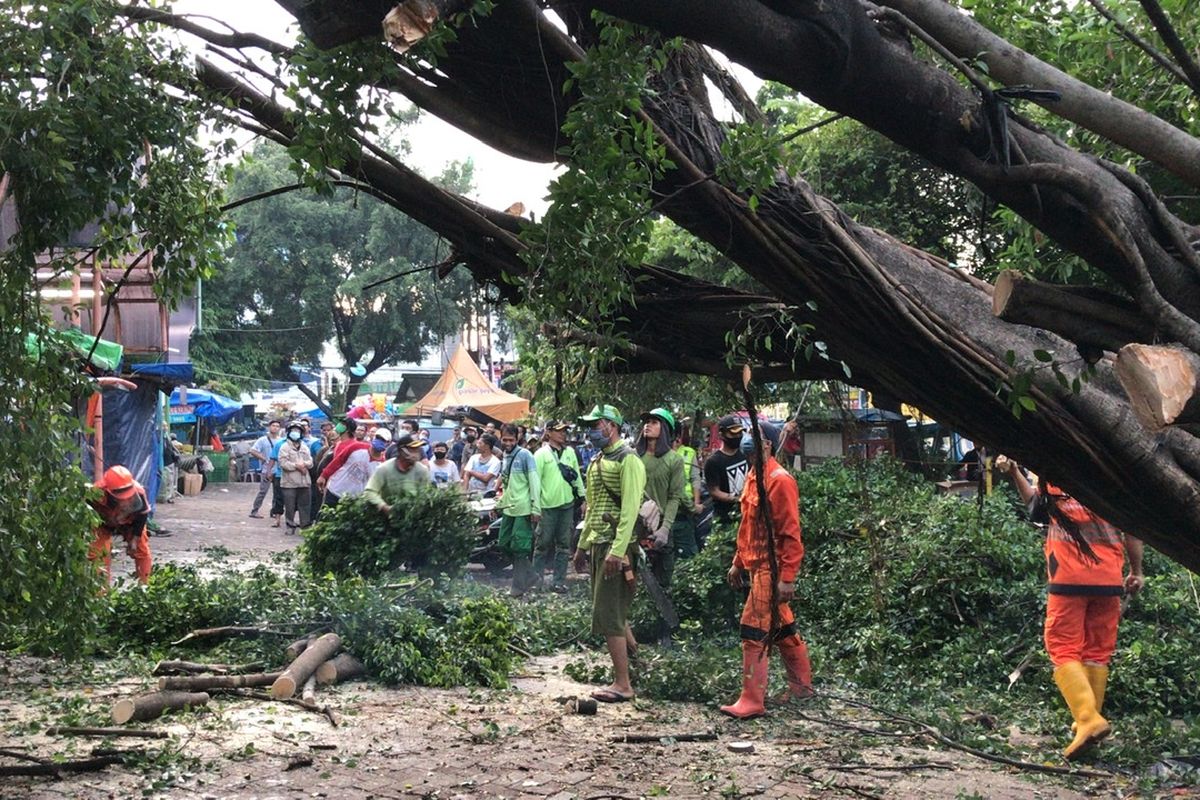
[131,362,195,384]
[84,381,161,514]
[169,387,241,424]
[294,406,329,421]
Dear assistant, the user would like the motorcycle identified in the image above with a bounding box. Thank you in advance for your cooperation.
[467,490,510,576]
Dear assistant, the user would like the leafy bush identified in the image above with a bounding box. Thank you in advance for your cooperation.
[300,486,476,579]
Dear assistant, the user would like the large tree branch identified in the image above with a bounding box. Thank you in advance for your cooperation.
[878,0,1200,189]
[1135,0,1200,95]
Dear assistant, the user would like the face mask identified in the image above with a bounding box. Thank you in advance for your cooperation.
[288,431,302,442]
[586,426,608,448]
[466,433,477,442]
[739,433,756,456]
[434,451,447,460]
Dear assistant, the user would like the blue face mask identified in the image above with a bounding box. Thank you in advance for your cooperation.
[739,433,755,456]
[288,430,302,442]
[586,426,608,448]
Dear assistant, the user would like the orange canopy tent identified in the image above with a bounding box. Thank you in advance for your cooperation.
[411,345,529,423]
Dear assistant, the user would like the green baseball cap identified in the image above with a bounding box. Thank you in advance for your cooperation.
[579,404,624,426]
[640,407,676,433]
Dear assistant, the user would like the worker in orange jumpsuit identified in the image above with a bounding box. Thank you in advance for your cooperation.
[996,456,1144,760]
[88,465,153,585]
[719,421,813,719]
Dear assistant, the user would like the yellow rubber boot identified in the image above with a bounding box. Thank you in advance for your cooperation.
[1086,664,1109,715]
[1054,661,1111,760]
[1072,664,1109,733]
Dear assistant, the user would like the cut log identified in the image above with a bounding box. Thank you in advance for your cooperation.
[993,270,1155,353]
[285,636,312,662]
[314,653,366,686]
[46,726,169,739]
[1115,344,1200,428]
[383,0,473,53]
[301,675,317,703]
[111,691,210,724]
[152,660,264,676]
[271,633,341,699]
[157,672,281,691]
[0,755,123,777]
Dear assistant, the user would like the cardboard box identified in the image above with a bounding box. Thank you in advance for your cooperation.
[180,472,203,496]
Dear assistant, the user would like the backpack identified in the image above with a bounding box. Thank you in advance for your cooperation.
[592,445,664,542]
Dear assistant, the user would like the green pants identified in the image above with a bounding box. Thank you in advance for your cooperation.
[589,542,634,637]
[534,503,574,585]
[498,514,535,556]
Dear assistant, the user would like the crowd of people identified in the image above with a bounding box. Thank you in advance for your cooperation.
[88,404,1146,760]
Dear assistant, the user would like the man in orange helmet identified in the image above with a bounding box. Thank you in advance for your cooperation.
[88,465,153,585]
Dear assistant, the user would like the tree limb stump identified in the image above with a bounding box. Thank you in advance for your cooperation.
[315,653,366,686]
[111,691,210,724]
[271,633,341,699]
[993,270,1154,353]
[1115,344,1200,428]
[157,672,281,691]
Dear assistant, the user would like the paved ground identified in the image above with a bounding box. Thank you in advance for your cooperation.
[1,482,1140,799]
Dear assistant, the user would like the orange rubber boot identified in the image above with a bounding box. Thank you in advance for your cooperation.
[719,641,768,720]
[777,636,815,701]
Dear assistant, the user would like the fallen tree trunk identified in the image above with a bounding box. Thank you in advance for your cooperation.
[1115,344,1200,429]
[152,660,265,676]
[0,755,124,777]
[272,633,342,699]
[315,653,366,686]
[301,675,317,703]
[111,691,210,724]
[285,636,315,662]
[157,672,281,691]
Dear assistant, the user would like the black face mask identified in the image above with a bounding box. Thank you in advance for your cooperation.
[722,435,743,449]
[466,434,477,442]
[434,451,448,460]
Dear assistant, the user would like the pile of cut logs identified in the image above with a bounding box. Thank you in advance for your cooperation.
[111,632,365,724]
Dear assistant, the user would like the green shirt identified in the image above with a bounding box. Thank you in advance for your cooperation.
[534,443,585,509]
[675,444,700,506]
[578,441,647,559]
[496,446,541,517]
[641,449,684,532]
[362,459,432,508]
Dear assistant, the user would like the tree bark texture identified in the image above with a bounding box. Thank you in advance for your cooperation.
[157,673,281,691]
[315,653,367,686]
[111,691,210,724]
[167,3,1200,571]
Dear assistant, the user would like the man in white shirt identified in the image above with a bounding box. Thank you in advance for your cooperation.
[249,419,281,518]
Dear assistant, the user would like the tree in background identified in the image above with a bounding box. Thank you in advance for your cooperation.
[192,142,474,411]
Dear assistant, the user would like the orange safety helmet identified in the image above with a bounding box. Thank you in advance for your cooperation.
[99,465,138,499]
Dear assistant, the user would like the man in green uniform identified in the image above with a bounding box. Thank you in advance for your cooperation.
[498,423,541,597]
[637,408,685,589]
[362,433,432,512]
[673,422,703,558]
[573,404,646,703]
[533,420,585,592]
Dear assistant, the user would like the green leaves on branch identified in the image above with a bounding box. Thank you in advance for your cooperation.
[300,488,476,580]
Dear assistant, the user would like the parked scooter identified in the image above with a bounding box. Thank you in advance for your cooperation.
[468,490,509,576]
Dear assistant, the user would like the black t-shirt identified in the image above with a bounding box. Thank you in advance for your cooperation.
[704,449,749,517]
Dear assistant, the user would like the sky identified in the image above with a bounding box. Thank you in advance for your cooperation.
[173,0,561,215]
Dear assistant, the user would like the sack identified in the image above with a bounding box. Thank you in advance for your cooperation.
[635,497,665,543]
